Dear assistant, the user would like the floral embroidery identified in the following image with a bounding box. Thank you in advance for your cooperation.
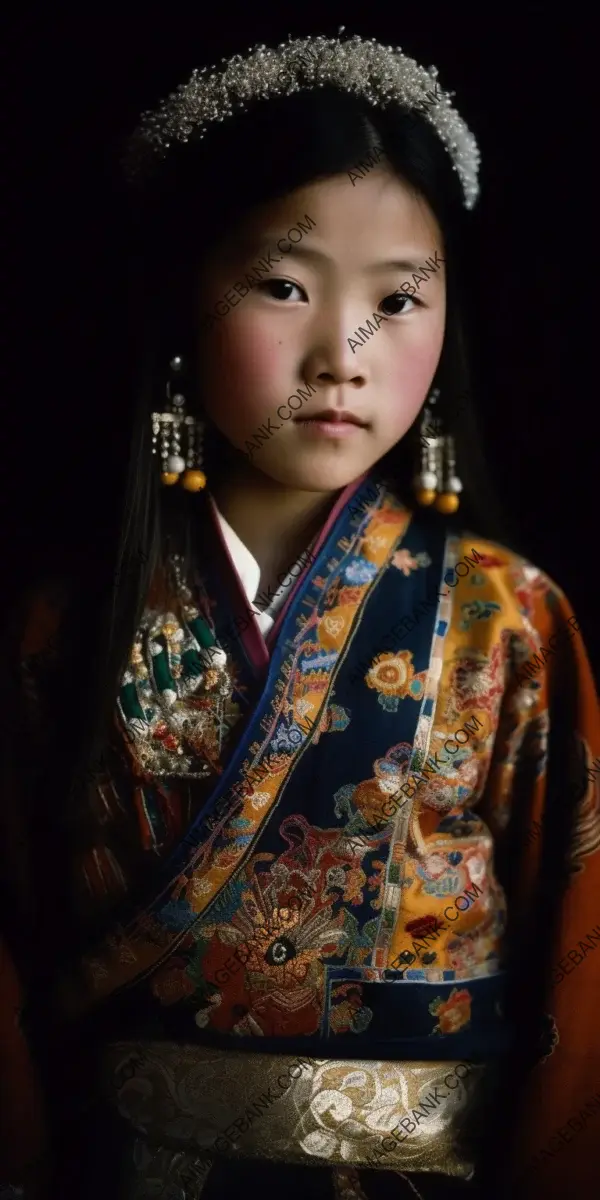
[311,703,351,747]
[366,861,386,908]
[445,927,500,973]
[344,558,380,586]
[390,548,428,576]
[415,858,462,897]
[429,986,472,1034]
[334,743,416,831]
[405,915,446,938]
[271,719,315,753]
[470,554,506,570]
[340,866,368,906]
[448,644,507,721]
[251,791,271,811]
[350,778,402,827]
[323,615,345,638]
[190,830,365,1035]
[366,651,426,713]
[150,957,197,1005]
[458,599,502,632]
[338,585,367,606]
[329,982,374,1034]
[511,563,552,617]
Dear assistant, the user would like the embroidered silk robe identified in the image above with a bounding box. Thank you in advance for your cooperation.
[1,472,599,1198]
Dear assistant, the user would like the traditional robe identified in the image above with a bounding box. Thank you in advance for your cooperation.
[1,471,599,1199]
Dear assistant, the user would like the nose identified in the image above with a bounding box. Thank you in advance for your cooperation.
[305,333,368,399]
[316,366,366,392]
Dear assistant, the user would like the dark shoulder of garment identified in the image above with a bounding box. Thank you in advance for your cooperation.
[0,576,79,973]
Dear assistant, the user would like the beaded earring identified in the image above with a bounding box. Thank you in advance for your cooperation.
[151,355,207,491]
[435,431,462,514]
[413,388,463,513]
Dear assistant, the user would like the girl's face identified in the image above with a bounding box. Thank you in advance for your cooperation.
[197,167,446,492]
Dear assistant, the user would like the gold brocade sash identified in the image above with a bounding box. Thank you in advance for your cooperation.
[102,1041,485,1178]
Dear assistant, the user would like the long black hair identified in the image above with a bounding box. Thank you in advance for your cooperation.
[34,75,520,935]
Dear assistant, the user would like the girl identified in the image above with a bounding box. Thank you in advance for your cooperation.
[1,31,599,1200]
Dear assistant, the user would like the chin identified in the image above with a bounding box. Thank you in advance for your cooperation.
[257,454,371,493]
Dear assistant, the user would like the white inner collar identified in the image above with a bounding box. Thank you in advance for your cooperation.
[213,503,312,637]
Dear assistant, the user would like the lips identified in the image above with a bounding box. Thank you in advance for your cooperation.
[296,409,367,427]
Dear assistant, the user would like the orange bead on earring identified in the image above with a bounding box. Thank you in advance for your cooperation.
[415,487,436,506]
[435,433,462,513]
[435,492,460,514]
[182,470,207,492]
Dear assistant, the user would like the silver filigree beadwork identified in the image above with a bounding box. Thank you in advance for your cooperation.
[123,31,480,210]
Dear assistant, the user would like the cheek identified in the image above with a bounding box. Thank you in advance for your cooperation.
[387,312,445,425]
[390,349,437,408]
[200,319,286,428]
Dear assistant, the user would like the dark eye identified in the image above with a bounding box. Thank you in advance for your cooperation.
[380,291,421,316]
[260,279,305,301]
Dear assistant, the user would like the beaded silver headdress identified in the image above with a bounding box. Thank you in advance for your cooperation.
[123,29,480,209]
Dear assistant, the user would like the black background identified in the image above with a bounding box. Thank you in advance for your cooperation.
[5,3,597,683]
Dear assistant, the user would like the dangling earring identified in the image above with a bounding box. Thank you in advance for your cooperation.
[413,388,462,513]
[151,355,207,492]
[435,432,462,514]
[414,387,442,507]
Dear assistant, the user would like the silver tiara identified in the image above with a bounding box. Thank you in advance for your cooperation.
[123,30,480,209]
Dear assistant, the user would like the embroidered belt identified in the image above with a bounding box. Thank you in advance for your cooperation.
[102,1040,491,1177]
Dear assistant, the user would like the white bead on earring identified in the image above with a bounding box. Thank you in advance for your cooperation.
[151,356,207,491]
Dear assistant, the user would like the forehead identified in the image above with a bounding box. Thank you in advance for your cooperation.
[224,167,443,266]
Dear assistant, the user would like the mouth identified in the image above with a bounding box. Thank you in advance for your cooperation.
[294,409,369,441]
[295,409,368,428]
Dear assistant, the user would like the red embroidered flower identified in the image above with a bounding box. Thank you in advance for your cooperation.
[471,554,505,569]
[429,987,472,1034]
[152,722,180,752]
[150,957,196,1005]
[451,643,505,717]
[405,915,445,938]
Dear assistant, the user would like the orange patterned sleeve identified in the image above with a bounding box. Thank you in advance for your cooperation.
[481,568,600,1197]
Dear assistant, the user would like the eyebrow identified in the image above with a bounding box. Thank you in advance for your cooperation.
[234,237,441,276]
[363,257,442,275]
